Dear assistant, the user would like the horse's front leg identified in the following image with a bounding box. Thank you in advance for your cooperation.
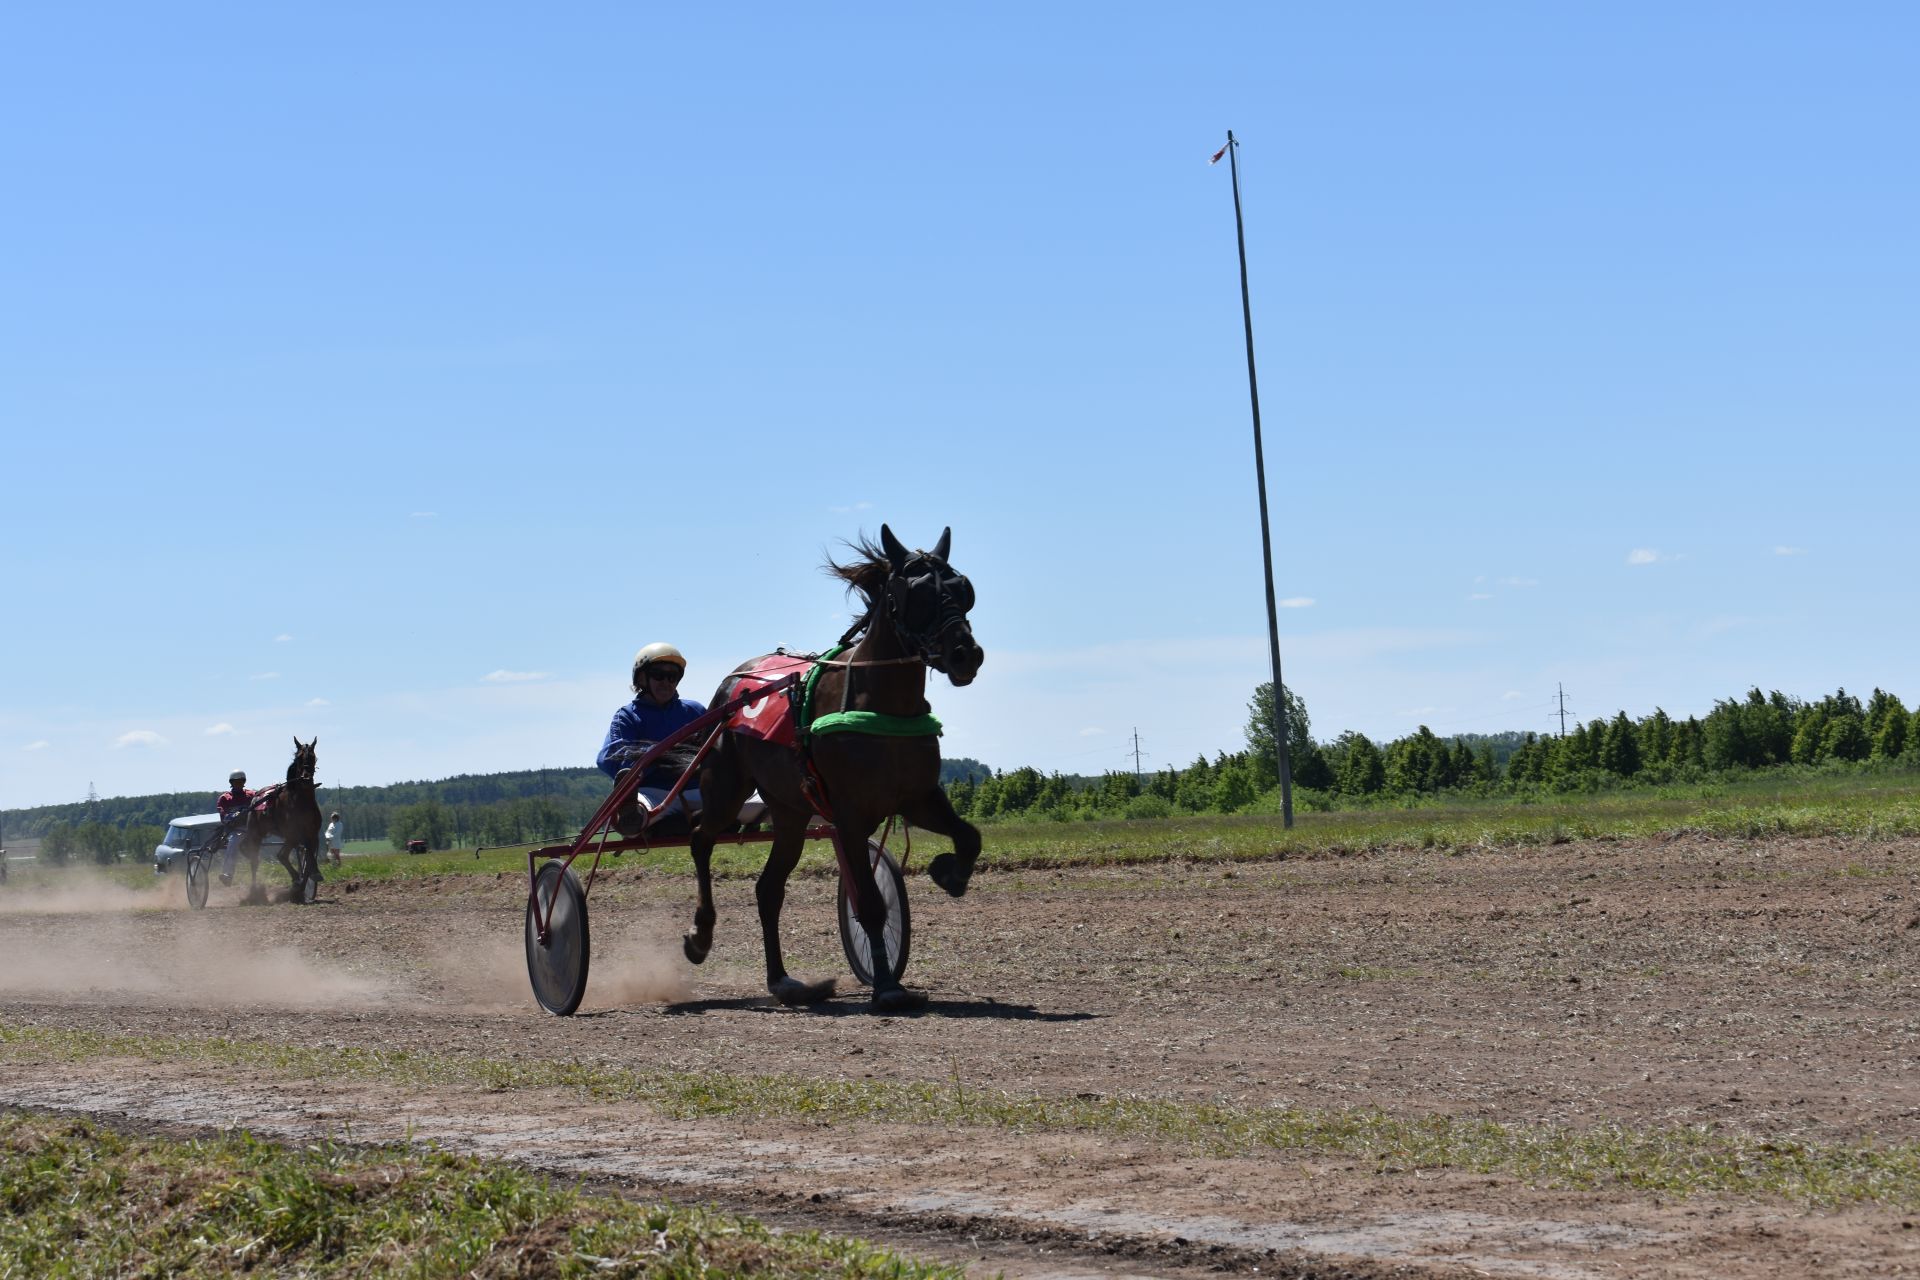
[903,788,984,898]
[839,823,925,1012]
[758,808,834,1005]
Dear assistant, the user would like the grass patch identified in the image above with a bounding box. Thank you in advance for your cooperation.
[27,771,1920,892]
[0,1109,959,1279]
[7,1024,1920,1210]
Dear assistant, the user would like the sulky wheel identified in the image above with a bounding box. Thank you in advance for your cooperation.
[837,840,912,989]
[294,847,320,905]
[525,860,590,1016]
[185,853,211,910]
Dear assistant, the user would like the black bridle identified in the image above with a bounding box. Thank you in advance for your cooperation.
[834,550,976,673]
[884,552,975,672]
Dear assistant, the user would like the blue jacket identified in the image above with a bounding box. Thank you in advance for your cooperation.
[596,697,709,785]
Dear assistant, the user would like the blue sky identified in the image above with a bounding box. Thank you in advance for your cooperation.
[3,4,1915,810]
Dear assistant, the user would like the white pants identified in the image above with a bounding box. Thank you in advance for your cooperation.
[638,787,767,824]
[221,830,244,878]
[637,786,699,817]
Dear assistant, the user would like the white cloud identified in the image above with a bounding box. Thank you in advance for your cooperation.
[23,739,49,751]
[114,730,167,749]
[830,501,874,515]
[1497,577,1539,588]
[1774,545,1807,557]
[1278,597,1315,609]
[250,671,281,681]
[1626,548,1665,566]
[1078,726,1104,737]
[482,669,552,684]
[205,723,237,736]
[274,633,293,643]
[1501,690,1524,700]
[307,697,331,707]
[1467,592,1493,601]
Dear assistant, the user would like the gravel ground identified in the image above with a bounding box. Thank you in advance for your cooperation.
[5,832,1920,1278]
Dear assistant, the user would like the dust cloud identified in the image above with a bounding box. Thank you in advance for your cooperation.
[590,920,693,1008]
[422,933,532,1011]
[0,870,185,916]
[410,921,689,1011]
[0,880,392,1008]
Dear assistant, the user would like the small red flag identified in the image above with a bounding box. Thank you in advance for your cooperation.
[1209,142,1229,165]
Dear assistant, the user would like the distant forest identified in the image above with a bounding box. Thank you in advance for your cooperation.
[947,683,1920,823]
[2,758,993,860]
[8,682,1919,860]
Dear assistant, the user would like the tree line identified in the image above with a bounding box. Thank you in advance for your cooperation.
[12,685,1917,854]
[5,758,993,859]
[34,822,166,867]
[946,684,1920,822]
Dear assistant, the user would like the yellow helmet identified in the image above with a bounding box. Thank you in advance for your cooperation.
[631,642,686,690]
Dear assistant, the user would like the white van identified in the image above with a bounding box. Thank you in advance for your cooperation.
[154,814,282,873]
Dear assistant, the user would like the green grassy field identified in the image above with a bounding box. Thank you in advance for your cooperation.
[337,768,1920,885]
[16,769,1920,894]
[0,1107,960,1278]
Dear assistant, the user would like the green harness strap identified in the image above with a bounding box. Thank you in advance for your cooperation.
[799,643,943,743]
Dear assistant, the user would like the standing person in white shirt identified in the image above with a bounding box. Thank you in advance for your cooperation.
[324,811,343,867]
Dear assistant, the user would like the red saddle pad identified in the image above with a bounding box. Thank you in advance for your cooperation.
[720,653,817,748]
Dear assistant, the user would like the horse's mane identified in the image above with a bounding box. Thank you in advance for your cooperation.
[824,535,889,605]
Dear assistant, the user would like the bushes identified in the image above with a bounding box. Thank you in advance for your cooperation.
[1123,794,1171,821]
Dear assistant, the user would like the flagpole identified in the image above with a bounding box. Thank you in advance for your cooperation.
[1222,129,1294,829]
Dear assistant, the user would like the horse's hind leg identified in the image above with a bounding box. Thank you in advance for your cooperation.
[682,824,718,964]
[682,742,755,965]
[759,807,834,1005]
[837,822,924,1011]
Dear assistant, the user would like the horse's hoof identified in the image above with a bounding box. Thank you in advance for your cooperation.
[928,853,971,898]
[770,976,836,1006]
[871,986,929,1013]
[682,933,710,965]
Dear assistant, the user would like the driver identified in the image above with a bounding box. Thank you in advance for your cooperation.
[216,769,255,886]
[597,643,707,837]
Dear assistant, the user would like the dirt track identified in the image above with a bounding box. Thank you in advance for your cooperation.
[5,834,1920,1277]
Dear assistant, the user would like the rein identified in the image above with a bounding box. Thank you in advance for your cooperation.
[822,607,931,668]
[812,654,925,668]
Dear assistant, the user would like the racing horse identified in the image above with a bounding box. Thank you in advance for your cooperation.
[686,525,985,1012]
[237,737,326,902]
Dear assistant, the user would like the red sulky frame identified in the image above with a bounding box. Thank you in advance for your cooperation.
[523,673,906,946]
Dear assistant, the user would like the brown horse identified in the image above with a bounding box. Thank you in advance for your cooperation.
[238,737,325,903]
[686,525,985,1012]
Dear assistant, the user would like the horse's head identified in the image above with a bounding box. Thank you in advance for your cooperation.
[878,525,985,686]
[289,736,318,784]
